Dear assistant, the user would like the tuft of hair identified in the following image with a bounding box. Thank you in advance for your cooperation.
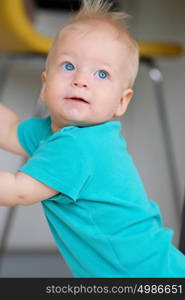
[70,0,130,29]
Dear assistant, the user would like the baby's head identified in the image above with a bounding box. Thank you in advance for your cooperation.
[40,0,139,132]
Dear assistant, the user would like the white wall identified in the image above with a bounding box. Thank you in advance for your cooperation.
[0,0,185,250]
[119,0,185,245]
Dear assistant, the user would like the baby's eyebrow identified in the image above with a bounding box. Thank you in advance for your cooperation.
[98,62,116,73]
[101,63,112,70]
[57,52,72,60]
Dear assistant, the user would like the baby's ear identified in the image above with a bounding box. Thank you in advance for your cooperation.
[114,88,133,117]
[39,71,47,102]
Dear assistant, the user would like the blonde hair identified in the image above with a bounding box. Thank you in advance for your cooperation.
[46,0,139,87]
[71,0,130,27]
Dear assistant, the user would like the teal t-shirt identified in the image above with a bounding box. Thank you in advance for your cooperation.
[17,117,185,277]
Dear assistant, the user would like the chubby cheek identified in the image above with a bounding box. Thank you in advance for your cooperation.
[92,101,115,121]
[45,79,64,101]
[100,88,120,108]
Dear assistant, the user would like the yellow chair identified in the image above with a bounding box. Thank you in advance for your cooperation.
[0,0,52,54]
[139,41,183,58]
[0,0,184,57]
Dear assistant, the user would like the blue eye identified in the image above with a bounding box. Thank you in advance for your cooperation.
[62,62,75,71]
[96,70,108,79]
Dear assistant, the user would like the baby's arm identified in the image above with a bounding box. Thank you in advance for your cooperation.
[0,171,58,206]
[0,105,59,206]
[0,104,28,157]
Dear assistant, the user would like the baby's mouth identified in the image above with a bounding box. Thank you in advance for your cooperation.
[65,97,89,104]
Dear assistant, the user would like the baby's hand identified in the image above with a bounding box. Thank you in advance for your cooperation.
[0,104,27,156]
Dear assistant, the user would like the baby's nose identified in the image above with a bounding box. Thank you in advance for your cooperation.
[72,73,88,88]
[73,81,88,88]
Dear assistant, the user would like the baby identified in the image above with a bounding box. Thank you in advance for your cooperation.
[0,0,185,277]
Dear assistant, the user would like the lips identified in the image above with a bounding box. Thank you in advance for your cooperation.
[65,97,89,104]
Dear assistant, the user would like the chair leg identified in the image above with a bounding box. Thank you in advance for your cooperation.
[0,54,46,273]
[178,198,185,253]
[0,207,17,271]
[0,55,16,273]
[140,57,182,232]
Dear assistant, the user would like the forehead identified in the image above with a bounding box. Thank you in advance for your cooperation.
[53,22,129,64]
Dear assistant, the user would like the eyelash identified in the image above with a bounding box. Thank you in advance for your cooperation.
[61,62,110,80]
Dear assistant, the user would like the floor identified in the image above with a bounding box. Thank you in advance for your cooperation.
[0,251,72,278]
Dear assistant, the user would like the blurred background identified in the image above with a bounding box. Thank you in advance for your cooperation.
[0,0,185,277]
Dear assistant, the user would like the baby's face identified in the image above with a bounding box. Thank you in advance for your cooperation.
[40,23,133,132]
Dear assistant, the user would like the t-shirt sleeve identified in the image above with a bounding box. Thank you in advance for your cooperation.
[17,117,51,156]
[18,130,92,201]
